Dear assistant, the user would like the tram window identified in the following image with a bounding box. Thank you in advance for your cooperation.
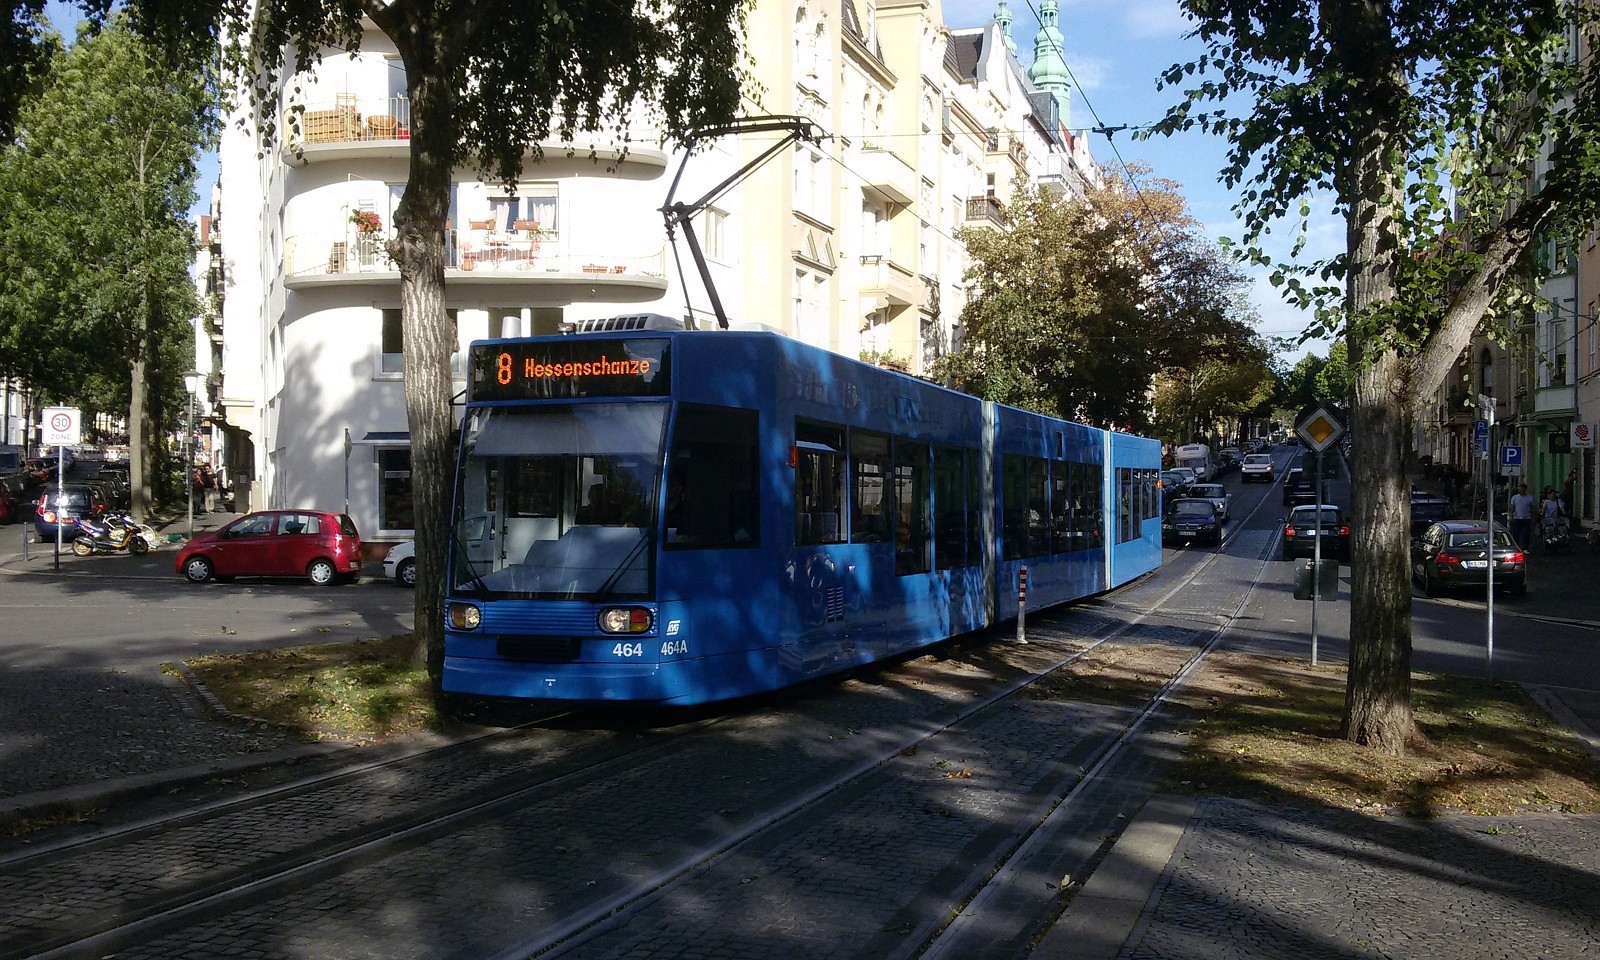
[1002,455,1026,560]
[1116,468,1134,544]
[851,431,891,543]
[507,458,561,518]
[933,446,966,569]
[796,421,845,545]
[893,439,930,575]
[1083,463,1104,549]
[665,405,759,548]
[1025,457,1048,556]
[1050,461,1070,554]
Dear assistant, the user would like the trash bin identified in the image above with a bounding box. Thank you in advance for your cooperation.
[1293,558,1340,600]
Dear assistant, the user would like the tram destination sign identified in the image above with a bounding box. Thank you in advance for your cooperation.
[470,339,672,401]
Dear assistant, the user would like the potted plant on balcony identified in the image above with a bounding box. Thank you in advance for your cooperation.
[351,210,384,268]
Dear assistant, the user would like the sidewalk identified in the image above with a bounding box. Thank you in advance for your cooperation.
[0,507,377,829]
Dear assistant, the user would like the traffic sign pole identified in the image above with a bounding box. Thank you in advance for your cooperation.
[41,406,82,573]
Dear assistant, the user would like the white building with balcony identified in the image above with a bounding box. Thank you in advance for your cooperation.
[212,3,1098,547]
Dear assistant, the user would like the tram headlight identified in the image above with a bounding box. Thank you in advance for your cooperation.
[448,602,482,630]
[598,606,653,634]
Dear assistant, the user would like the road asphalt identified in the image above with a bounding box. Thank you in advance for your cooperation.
[2,501,1599,959]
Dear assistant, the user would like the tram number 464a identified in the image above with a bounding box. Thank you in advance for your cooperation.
[612,640,691,658]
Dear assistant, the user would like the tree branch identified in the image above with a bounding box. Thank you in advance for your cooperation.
[1407,190,1559,410]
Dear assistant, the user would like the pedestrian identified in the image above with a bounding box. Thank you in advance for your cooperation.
[1561,467,1578,524]
[1540,486,1563,545]
[199,463,216,512]
[1509,482,1534,550]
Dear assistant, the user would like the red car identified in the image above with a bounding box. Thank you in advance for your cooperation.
[175,509,363,585]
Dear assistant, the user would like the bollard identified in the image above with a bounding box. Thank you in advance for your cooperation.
[1016,566,1028,644]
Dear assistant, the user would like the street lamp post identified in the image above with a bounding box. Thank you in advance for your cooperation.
[183,370,202,539]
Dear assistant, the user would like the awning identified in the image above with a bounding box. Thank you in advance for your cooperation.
[349,431,410,445]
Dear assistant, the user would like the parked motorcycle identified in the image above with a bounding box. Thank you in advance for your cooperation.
[70,512,156,556]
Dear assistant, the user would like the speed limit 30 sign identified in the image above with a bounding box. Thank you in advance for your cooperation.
[41,406,81,446]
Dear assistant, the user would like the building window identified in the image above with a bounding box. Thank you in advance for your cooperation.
[793,145,823,215]
[704,207,727,261]
[378,448,413,531]
[381,307,458,375]
[486,183,558,234]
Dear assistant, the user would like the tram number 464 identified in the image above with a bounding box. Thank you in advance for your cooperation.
[612,640,691,658]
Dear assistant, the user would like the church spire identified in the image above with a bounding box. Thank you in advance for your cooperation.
[1028,0,1071,120]
[995,0,1017,57]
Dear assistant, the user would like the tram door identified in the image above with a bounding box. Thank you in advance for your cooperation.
[794,427,852,672]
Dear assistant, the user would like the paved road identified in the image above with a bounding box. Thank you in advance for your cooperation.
[1,446,1597,959]
[0,492,413,805]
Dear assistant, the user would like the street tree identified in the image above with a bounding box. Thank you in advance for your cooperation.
[937,168,1261,432]
[1153,2,1600,752]
[0,19,209,517]
[131,0,751,680]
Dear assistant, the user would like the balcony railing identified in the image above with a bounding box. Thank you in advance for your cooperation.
[965,196,1003,224]
[284,229,666,281]
[286,96,413,145]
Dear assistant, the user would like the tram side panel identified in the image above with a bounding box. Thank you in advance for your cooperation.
[769,338,991,678]
[1106,430,1163,588]
[989,403,1110,621]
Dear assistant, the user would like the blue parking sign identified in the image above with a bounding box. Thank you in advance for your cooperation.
[1501,444,1522,467]
[1473,419,1488,452]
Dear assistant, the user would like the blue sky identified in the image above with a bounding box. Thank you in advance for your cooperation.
[943,0,1339,362]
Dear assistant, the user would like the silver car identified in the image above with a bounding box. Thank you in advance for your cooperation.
[1185,483,1232,520]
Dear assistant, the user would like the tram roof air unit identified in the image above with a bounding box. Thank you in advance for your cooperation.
[564,313,685,334]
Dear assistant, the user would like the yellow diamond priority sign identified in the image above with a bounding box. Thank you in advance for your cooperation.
[1296,406,1344,452]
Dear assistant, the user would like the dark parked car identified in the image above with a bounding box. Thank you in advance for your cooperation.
[175,509,363,585]
[1159,470,1191,499]
[1411,520,1526,596]
[1281,467,1317,506]
[91,470,131,510]
[33,484,106,541]
[1162,498,1223,547]
[1281,504,1350,561]
[1409,492,1453,536]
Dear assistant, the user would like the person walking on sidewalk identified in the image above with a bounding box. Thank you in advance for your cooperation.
[1540,486,1565,549]
[1510,483,1535,550]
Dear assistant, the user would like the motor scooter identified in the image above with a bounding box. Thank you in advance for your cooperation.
[70,512,156,556]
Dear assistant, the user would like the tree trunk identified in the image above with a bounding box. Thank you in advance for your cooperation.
[1342,352,1417,751]
[1337,22,1419,752]
[391,36,458,679]
[129,355,149,520]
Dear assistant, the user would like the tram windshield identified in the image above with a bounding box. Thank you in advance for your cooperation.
[451,403,666,599]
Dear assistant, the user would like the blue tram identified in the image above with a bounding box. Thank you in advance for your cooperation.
[441,324,1162,705]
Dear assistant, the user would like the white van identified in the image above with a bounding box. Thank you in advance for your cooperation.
[1174,443,1213,482]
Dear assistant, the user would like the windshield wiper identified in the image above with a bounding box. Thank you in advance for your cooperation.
[449,526,490,594]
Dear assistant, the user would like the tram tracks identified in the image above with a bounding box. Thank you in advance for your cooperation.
[2,517,1279,960]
